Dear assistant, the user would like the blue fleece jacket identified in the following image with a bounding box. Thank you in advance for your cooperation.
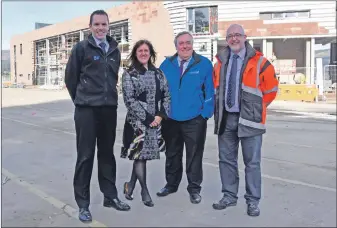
[159,51,214,121]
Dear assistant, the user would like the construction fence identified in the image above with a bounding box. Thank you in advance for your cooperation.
[323,65,337,102]
[275,65,336,102]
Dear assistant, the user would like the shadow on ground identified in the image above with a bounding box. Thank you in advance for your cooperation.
[1,98,336,227]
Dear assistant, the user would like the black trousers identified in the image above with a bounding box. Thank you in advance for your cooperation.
[73,105,118,208]
[162,115,207,194]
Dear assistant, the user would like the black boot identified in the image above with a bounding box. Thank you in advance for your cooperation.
[247,203,260,216]
[212,196,237,210]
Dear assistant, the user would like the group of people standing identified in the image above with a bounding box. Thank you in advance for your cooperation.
[65,10,279,222]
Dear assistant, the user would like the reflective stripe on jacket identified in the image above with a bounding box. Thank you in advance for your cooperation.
[213,42,279,137]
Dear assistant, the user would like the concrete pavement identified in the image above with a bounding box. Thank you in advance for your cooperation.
[269,100,336,115]
[1,88,336,227]
[2,88,335,114]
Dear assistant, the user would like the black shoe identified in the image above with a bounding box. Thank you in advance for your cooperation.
[141,189,154,207]
[212,197,237,210]
[123,182,134,201]
[78,208,92,222]
[103,197,131,211]
[156,187,177,197]
[143,200,154,207]
[247,203,260,216]
[189,193,202,204]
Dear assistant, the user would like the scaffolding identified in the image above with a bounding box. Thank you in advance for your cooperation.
[109,20,130,67]
[32,20,130,88]
[34,32,80,88]
[49,35,63,86]
[34,41,48,85]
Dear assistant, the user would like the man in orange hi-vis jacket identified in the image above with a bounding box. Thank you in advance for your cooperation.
[211,24,278,217]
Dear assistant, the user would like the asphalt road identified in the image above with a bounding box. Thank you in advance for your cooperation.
[1,92,336,227]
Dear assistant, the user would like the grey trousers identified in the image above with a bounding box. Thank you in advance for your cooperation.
[218,113,262,204]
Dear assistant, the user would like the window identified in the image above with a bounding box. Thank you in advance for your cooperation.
[260,11,310,20]
[109,21,129,53]
[109,21,129,43]
[187,6,218,34]
[199,42,207,52]
[20,44,22,54]
[297,11,310,18]
[272,13,284,19]
[259,13,272,20]
[285,12,297,18]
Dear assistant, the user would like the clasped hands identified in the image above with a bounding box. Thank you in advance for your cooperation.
[150,116,162,127]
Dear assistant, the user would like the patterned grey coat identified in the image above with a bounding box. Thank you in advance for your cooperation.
[120,64,170,160]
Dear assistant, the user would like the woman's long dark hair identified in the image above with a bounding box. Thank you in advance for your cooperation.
[127,39,157,69]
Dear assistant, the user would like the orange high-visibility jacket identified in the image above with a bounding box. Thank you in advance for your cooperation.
[213,42,279,137]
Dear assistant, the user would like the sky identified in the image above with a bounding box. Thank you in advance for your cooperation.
[1,1,126,50]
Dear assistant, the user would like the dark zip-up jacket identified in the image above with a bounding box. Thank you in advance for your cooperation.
[65,34,120,106]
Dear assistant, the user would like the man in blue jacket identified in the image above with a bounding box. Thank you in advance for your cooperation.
[157,31,214,204]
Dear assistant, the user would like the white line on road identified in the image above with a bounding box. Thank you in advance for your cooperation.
[1,168,107,227]
[203,162,336,193]
[2,116,336,193]
[2,117,75,136]
[273,141,336,151]
[271,110,336,121]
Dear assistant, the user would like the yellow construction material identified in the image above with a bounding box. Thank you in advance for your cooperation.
[2,82,12,87]
[276,84,318,102]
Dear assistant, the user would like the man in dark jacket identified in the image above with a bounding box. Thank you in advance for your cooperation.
[65,10,130,222]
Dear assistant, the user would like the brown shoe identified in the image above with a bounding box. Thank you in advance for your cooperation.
[123,182,134,200]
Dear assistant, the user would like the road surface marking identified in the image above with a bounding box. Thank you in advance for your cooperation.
[261,157,336,172]
[1,168,107,227]
[271,110,336,121]
[2,116,336,193]
[203,162,336,193]
[2,117,75,136]
[274,141,336,151]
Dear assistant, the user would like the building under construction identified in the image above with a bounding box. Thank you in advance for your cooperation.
[32,20,129,87]
[10,1,176,87]
[10,1,336,89]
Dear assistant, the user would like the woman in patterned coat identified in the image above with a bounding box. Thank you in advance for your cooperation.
[121,39,170,207]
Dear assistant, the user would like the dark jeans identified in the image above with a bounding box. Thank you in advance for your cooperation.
[218,112,262,204]
[73,105,118,208]
[162,115,207,194]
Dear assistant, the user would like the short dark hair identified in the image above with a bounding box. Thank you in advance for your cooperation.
[174,31,193,47]
[89,10,109,25]
[127,39,157,68]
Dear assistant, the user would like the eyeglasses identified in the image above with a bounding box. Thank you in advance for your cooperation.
[226,33,244,40]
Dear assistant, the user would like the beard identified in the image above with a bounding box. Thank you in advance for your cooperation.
[229,43,242,52]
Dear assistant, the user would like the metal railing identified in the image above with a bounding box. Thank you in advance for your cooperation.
[323,65,337,102]
[323,65,337,91]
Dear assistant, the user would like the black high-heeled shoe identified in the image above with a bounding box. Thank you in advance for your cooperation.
[123,182,134,200]
[141,189,154,207]
[143,200,154,207]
